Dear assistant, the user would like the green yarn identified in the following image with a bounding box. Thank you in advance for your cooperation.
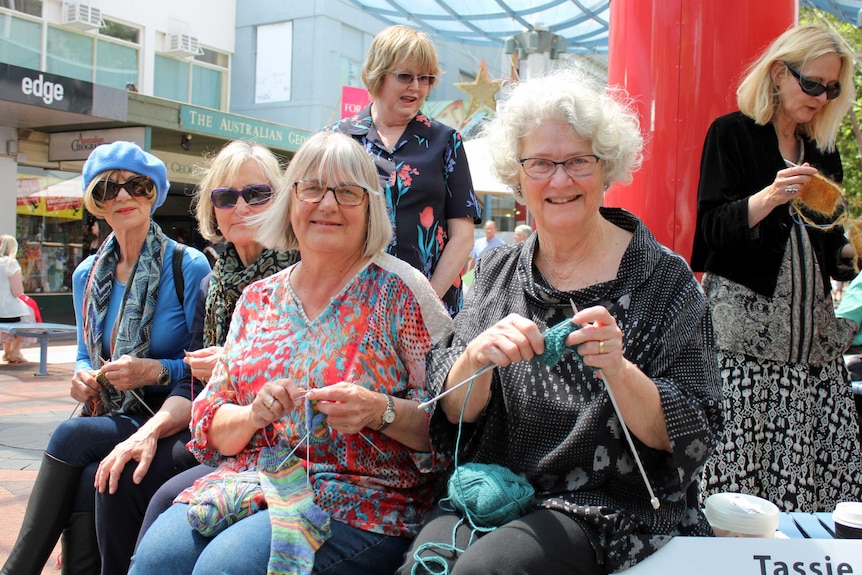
[447,462,535,529]
[535,319,581,366]
[410,315,576,575]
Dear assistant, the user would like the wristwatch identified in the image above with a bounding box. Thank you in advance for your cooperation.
[377,395,396,431]
[156,362,170,386]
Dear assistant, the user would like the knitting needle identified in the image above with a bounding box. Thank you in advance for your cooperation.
[571,299,659,510]
[100,356,156,416]
[417,362,494,410]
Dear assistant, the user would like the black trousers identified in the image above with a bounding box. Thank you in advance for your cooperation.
[94,429,198,575]
[397,507,605,575]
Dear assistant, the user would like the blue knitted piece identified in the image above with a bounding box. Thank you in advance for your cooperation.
[305,398,330,445]
[535,319,581,366]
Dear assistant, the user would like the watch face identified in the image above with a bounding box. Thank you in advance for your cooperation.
[383,409,396,424]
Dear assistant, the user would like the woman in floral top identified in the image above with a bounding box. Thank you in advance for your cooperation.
[131,131,453,575]
[331,24,480,316]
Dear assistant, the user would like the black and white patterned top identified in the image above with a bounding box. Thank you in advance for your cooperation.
[427,208,724,572]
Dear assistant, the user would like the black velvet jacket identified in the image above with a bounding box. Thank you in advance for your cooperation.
[691,111,853,296]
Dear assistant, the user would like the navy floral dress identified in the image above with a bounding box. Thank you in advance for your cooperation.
[330,104,481,316]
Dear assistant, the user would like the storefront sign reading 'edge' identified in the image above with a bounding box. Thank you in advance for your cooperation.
[0,63,93,114]
[180,105,310,152]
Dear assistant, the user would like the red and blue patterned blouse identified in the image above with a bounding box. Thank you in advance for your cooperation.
[180,253,453,537]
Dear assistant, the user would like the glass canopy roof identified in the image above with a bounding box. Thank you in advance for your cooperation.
[345,0,611,53]
[346,1,860,56]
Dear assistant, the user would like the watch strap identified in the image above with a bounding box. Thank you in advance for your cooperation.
[376,394,395,431]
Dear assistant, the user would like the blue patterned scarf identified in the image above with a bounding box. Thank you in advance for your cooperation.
[81,221,169,415]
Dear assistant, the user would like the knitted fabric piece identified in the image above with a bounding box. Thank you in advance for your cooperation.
[305,398,330,445]
[535,320,581,367]
[258,444,331,575]
[186,470,264,537]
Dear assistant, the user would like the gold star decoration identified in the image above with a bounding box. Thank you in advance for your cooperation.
[454,60,503,120]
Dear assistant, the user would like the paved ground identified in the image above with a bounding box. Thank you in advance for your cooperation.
[0,343,78,573]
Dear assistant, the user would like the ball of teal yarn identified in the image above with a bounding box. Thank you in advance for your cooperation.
[447,463,535,528]
[535,320,580,367]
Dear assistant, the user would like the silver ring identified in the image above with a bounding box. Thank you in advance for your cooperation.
[599,340,605,354]
[785,187,798,194]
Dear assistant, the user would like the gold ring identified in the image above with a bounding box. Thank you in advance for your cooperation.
[599,340,605,354]
[268,397,275,409]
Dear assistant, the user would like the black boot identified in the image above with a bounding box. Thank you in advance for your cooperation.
[1,454,80,575]
[60,513,100,575]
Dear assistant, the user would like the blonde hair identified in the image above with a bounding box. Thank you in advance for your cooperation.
[737,25,855,151]
[0,235,18,258]
[361,25,441,99]
[255,131,392,256]
[82,170,157,218]
[483,67,644,200]
[193,140,283,243]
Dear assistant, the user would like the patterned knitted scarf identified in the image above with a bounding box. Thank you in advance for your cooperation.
[203,244,297,347]
[81,221,169,416]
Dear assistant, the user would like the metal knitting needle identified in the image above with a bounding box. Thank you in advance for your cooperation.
[100,357,155,416]
[417,363,494,410]
[572,299,659,510]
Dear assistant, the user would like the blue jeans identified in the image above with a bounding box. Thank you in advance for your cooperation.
[130,503,412,575]
[46,412,148,511]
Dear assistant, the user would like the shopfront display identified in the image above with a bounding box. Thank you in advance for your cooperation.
[16,166,85,293]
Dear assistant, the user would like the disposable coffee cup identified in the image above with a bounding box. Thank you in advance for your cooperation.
[833,502,862,539]
[704,492,779,538]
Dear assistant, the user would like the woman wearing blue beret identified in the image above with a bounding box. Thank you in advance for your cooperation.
[1,141,211,575]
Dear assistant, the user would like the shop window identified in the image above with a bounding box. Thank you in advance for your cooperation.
[46,26,94,82]
[2,0,41,17]
[255,21,292,103]
[95,39,137,89]
[154,53,189,102]
[16,167,85,294]
[191,64,220,109]
[0,12,41,69]
[100,19,139,44]
[194,48,227,67]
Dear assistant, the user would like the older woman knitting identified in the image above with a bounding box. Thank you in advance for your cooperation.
[2,142,210,575]
[130,131,452,575]
[399,69,723,575]
[92,140,297,575]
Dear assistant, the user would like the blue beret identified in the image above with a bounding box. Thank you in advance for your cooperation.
[82,141,169,213]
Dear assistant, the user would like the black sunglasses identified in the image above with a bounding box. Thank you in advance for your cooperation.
[210,184,273,209]
[92,176,155,202]
[783,62,841,100]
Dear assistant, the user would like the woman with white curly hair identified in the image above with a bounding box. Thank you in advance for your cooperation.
[399,68,723,574]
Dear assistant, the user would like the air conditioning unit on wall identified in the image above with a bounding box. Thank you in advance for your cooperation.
[165,33,203,57]
[62,3,103,31]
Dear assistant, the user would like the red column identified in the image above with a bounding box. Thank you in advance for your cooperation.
[605,0,796,261]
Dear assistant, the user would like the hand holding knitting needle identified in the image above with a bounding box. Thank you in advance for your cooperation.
[253,378,301,428]
[421,314,548,419]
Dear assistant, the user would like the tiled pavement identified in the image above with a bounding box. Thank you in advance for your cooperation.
[0,344,78,573]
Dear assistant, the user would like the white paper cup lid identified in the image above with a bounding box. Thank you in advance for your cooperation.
[833,502,862,529]
[704,493,779,536]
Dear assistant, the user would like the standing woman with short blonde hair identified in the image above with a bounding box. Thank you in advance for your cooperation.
[330,25,480,317]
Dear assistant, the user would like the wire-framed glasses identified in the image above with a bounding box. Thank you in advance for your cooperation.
[519,155,601,180]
